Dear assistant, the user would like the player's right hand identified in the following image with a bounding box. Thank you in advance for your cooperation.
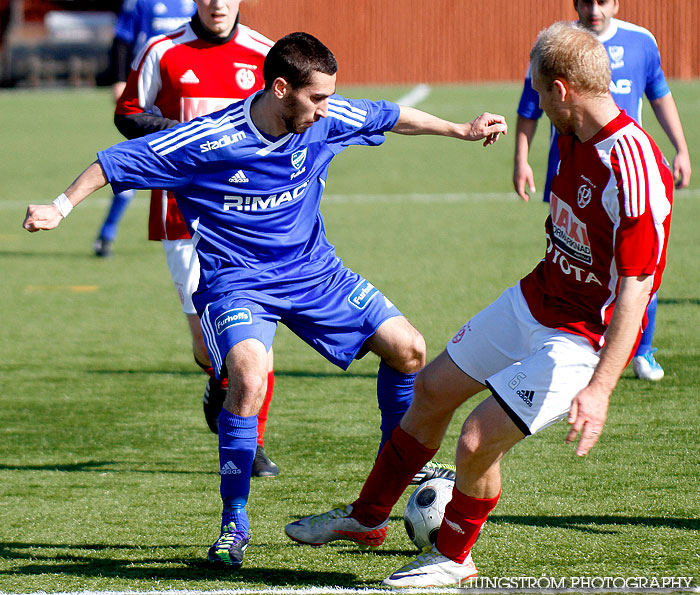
[513,162,536,202]
[23,204,63,232]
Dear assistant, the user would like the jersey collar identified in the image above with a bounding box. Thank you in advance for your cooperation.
[190,12,240,45]
[596,18,619,43]
[243,92,294,155]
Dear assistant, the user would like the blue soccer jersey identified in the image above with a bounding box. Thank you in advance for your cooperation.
[517,18,670,201]
[98,92,401,305]
[115,0,195,56]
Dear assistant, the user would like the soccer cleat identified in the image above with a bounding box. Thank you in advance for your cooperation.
[411,460,456,485]
[285,504,388,547]
[382,545,478,587]
[632,348,664,381]
[252,444,279,477]
[207,521,249,569]
[202,378,227,434]
[93,237,114,258]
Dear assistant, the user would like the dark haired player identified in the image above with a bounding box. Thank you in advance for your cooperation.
[23,32,507,569]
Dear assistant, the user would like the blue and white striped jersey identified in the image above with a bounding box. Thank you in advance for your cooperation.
[98,91,400,302]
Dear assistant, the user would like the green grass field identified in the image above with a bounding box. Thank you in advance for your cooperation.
[0,82,698,593]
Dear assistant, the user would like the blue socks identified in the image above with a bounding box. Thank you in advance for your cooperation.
[636,292,658,356]
[218,409,257,536]
[98,189,135,241]
[376,360,415,452]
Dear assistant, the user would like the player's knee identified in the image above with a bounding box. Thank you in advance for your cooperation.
[412,368,451,415]
[224,369,267,415]
[395,328,426,374]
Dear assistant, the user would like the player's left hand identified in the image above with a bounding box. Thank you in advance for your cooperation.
[466,113,508,146]
[565,384,610,457]
[23,204,63,232]
[673,150,692,189]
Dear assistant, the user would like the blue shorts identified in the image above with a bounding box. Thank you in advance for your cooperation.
[199,267,403,378]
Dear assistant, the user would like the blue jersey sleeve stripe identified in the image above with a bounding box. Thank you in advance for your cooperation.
[328,111,363,128]
[328,98,368,117]
[328,103,367,122]
[157,120,246,156]
[150,108,245,155]
[148,111,231,152]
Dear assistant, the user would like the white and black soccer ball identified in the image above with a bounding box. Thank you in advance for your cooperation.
[403,477,454,550]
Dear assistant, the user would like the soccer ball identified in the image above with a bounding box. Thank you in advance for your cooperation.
[403,477,454,550]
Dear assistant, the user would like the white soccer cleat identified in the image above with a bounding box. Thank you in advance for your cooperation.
[382,545,478,587]
[285,504,388,547]
[632,348,664,381]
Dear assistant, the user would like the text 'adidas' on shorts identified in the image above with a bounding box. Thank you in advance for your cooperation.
[446,283,599,435]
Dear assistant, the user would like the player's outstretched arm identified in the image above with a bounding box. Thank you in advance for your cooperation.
[391,106,507,146]
[513,115,538,202]
[566,274,654,457]
[649,94,692,189]
[23,161,109,233]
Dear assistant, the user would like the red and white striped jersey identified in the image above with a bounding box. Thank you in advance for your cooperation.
[116,21,272,240]
[520,111,673,350]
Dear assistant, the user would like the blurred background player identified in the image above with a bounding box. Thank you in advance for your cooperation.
[94,0,196,258]
[114,0,279,476]
[512,0,691,381]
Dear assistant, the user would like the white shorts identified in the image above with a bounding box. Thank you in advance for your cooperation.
[162,238,200,315]
[446,284,599,435]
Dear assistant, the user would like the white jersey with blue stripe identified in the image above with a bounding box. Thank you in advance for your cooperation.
[98,91,400,300]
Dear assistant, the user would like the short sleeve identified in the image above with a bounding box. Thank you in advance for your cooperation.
[643,36,670,101]
[517,66,544,120]
[326,96,401,148]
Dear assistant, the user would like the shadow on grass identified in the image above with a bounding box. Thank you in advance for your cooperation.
[657,297,700,306]
[490,514,700,533]
[84,369,377,379]
[0,460,212,475]
[0,542,358,586]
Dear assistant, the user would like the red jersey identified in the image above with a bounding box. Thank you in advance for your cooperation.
[116,21,272,240]
[520,111,673,349]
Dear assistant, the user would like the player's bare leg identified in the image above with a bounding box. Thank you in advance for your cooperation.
[383,387,524,587]
[364,315,426,374]
[195,313,279,475]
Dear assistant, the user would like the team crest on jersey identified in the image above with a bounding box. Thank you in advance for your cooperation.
[215,308,252,335]
[235,68,256,90]
[608,46,625,69]
[577,184,592,209]
[550,194,592,265]
[348,280,378,310]
[291,148,307,170]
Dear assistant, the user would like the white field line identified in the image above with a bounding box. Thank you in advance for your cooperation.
[395,83,431,107]
[4,587,699,595]
[3,189,700,212]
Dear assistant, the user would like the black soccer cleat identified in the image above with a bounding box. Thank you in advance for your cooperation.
[93,237,114,258]
[411,460,456,485]
[252,444,279,477]
[202,378,226,434]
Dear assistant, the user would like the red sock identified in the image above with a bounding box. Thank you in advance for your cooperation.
[197,362,229,388]
[351,425,437,527]
[436,486,500,563]
[256,370,274,447]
